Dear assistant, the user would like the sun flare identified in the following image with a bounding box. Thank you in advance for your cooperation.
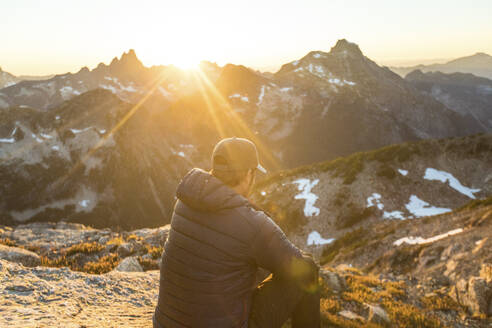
[171,54,201,70]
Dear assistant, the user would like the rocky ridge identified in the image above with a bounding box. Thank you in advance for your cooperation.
[0,90,203,228]
[252,133,491,249]
[0,50,222,111]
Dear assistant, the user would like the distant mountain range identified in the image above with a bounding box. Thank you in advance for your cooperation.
[406,70,492,131]
[0,67,54,89]
[0,50,221,111]
[390,52,492,79]
[0,39,490,228]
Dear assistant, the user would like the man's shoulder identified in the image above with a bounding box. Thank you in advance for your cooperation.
[234,202,277,230]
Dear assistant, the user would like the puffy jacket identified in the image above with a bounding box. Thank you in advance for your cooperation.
[154,168,303,328]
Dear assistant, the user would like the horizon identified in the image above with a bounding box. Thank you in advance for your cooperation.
[2,0,492,76]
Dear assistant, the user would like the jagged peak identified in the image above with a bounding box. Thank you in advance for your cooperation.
[120,49,137,60]
[78,66,90,74]
[107,49,144,72]
[330,39,363,57]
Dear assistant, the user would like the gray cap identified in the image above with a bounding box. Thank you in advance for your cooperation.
[212,137,267,173]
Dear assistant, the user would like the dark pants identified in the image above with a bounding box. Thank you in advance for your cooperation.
[153,258,320,328]
[248,257,320,328]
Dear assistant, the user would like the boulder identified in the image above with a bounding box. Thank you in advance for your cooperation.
[338,310,365,322]
[114,257,143,272]
[0,244,40,267]
[468,277,491,316]
[453,276,491,316]
[320,269,347,293]
[367,304,390,325]
[130,225,170,247]
[116,243,134,257]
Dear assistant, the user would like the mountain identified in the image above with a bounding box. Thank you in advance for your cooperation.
[251,133,491,251]
[0,90,209,229]
[0,50,222,111]
[0,40,488,229]
[405,70,492,131]
[390,52,492,79]
[0,67,20,89]
[168,39,482,169]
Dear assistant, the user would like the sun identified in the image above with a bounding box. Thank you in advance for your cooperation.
[172,53,201,70]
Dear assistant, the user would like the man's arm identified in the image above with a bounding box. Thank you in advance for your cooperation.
[249,208,316,283]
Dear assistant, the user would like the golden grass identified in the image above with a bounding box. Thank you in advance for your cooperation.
[325,272,447,328]
[82,254,119,274]
[0,238,17,247]
[420,294,462,312]
[65,242,105,256]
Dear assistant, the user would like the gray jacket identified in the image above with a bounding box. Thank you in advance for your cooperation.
[154,168,303,327]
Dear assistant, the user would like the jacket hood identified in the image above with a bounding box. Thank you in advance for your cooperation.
[176,168,248,212]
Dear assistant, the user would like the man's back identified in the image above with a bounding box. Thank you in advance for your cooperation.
[154,168,302,327]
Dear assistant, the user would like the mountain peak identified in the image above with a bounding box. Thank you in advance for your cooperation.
[330,39,363,57]
[121,49,138,62]
[473,52,490,57]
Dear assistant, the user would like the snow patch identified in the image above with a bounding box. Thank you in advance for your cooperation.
[398,169,408,176]
[79,200,90,208]
[383,211,406,220]
[366,193,384,210]
[0,137,15,143]
[260,191,266,196]
[0,127,17,143]
[405,195,451,217]
[293,179,320,217]
[100,84,117,93]
[70,127,92,134]
[51,145,60,151]
[229,93,249,102]
[307,231,335,246]
[257,85,266,105]
[393,228,463,246]
[55,116,60,120]
[423,168,480,199]
[327,78,356,86]
[177,152,185,158]
[313,53,321,58]
[292,60,299,66]
[60,86,81,99]
[280,87,293,92]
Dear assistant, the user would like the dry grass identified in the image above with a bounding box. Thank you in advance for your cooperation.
[83,254,119,274]
[138,257,159,271]
[107,237,124,246]
[0,238,17,247]
[145,245,163,259]
[420,294,462,312]
[318,270,453,327]
[65,242,105,256]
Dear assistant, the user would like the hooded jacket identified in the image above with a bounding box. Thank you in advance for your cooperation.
[154,168,303,328]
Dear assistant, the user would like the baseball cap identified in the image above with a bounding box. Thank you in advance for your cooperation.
[212,137,267,174]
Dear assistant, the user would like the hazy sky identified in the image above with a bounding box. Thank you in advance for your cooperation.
[2,0,492,75]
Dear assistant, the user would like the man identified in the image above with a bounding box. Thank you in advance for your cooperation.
[154,137,320,328]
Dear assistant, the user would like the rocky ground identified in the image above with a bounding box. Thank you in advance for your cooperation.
[1,220,490,327]
[0,259,158,327]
